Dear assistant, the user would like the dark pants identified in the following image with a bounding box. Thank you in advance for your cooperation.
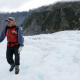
[6,45,20,65]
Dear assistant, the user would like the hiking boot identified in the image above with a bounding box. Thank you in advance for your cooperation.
[15,68,19,74]
[9,64,15,71]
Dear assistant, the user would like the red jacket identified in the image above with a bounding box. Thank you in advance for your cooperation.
[6,27,19,47]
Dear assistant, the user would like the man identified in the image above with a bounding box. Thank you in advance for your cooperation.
[0,17,24,74]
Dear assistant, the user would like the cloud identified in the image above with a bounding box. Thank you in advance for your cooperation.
[18,0,77,12]
[0,0,78,12]
[0,0,31,12]
[18,0,60,12]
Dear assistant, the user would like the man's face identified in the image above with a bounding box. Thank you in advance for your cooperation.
[7,21,15,27]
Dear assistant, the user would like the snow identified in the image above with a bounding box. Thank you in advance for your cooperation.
[0,30,80,80]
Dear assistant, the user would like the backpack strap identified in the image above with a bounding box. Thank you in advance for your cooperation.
[14,26,19,36]
[15,26,19,31]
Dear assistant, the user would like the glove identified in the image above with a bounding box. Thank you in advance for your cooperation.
[18,46,23,53]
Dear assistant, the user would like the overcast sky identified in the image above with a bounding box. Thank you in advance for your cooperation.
[0,0,78,12]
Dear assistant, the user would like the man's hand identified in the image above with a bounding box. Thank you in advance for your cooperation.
[18,46,23,53]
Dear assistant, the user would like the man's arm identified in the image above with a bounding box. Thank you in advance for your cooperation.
[0,27,6,42]
[18,27,24,46]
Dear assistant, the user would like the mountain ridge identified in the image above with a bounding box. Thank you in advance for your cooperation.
[22,1,80,35]
[0,1,80,35]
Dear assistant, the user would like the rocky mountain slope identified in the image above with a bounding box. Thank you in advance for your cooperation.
[0,10,33,33]
[22,1,80,35]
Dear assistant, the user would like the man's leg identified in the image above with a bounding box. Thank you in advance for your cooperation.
[6,46,15,71]
[14,45,20,74]
[6,46,14,65]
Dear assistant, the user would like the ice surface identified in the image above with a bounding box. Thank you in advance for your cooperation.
[0,30,80,80]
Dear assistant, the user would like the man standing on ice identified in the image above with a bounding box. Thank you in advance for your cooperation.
[0,17,24,74]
